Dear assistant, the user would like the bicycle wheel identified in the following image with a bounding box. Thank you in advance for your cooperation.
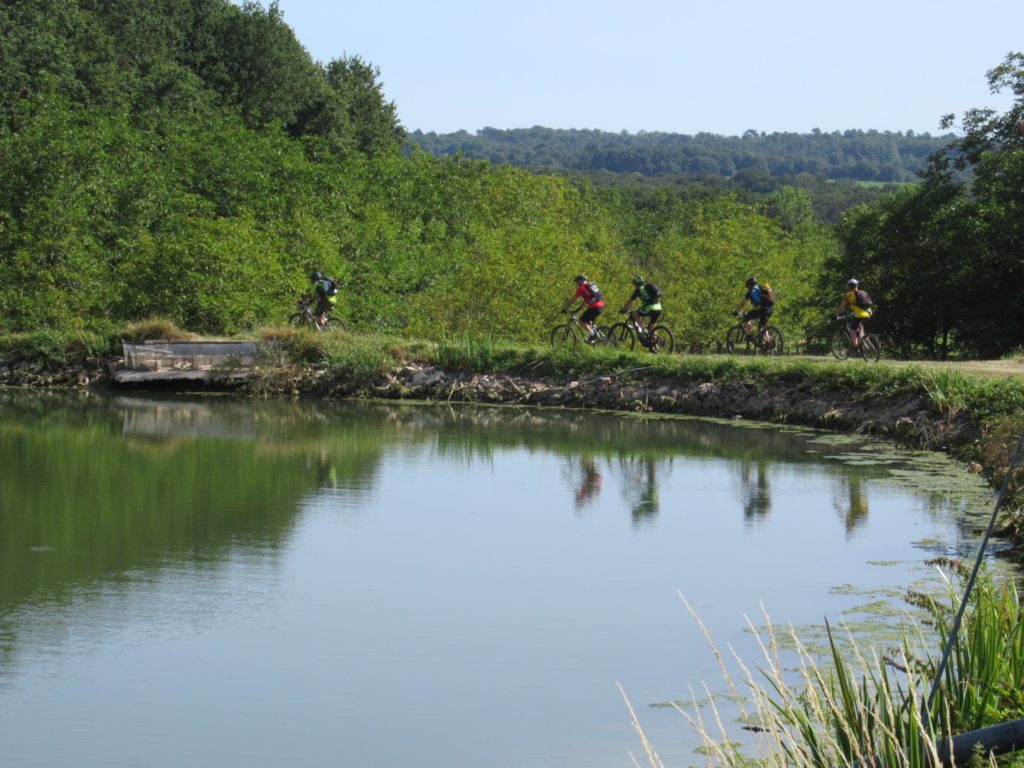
[607,322,636,350]
[757,327,781,357]
[288,312,313,329]
[830,331,851,360]
[550,323,579,348]
[725,325,752,354]
[593,325,617,348]
[860,333,881,362]
[647,325,674,354]
[765,325,784,355]
[322,316,346,332]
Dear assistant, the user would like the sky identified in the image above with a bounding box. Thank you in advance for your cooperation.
[268,0,1022,137]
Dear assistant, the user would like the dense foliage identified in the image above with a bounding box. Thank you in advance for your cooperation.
[0,0,838,347]
[830,53,1024,358]
[0,1,1020,360]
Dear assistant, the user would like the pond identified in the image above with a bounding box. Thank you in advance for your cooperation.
[0,392,1006,768]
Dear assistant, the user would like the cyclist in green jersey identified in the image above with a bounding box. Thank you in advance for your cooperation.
[620,275,663,337]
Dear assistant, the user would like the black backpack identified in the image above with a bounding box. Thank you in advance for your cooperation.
[323,277,339,297]
[854,289,872,309]
[644,283,663,301]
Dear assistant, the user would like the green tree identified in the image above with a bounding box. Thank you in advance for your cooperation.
[833,52,1024,357]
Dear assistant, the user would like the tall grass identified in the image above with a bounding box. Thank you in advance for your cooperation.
[624,565,1023,767]
[921,370,971,417]
[434,333,501,371]
[0,328,117,365]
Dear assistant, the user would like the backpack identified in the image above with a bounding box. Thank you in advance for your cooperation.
[761,282,776,303]
[323,277,339,297]
[642,283,662,302]
[585,281,604,303]
[854,289,872,309]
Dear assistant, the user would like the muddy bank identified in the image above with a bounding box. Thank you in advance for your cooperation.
[1,353,1012,521]
[254,361,976,453]
[0,355,978,451]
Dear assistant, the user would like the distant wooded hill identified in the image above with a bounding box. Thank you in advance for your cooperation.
[409,127,956,183]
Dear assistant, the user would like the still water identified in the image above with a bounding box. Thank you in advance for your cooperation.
[0,392,1003,768]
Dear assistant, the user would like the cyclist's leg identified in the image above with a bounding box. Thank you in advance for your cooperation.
[580,306,601,341]
[742,309,759,339]
[846,316,862,348]
[315,296,333,328]
[759,306,772,345]
[645,307,661,334]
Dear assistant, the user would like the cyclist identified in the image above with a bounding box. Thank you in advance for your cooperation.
[735,277,775,345]
[309,270,339,328]
[562,274,605,343]
[620,275,663,339]
[834,277,872,351]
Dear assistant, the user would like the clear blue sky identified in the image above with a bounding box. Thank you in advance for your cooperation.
[269,0,1021,137]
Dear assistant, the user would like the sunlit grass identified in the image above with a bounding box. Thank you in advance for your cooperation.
[119,316,198,342]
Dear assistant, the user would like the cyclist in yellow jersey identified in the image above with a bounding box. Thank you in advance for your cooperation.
[834,278,872,350]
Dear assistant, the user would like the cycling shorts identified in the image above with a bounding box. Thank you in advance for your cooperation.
[743,304,773,325]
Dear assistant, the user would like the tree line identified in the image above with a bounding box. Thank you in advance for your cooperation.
[830,52,1024,359]
[0,1,1021,358]
[409,126,955,182]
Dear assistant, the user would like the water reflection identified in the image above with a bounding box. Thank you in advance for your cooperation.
[0,393,984,617]
[836,474,871,534]
[738,459,772,524]
[0,392,1001,768]
[621,457,662,526]
[571,456,603,511]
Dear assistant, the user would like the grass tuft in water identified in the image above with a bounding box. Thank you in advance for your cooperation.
[625,566,1024,767]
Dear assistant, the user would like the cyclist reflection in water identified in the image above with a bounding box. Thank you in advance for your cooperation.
[836,475,869,534]
[315,448,337,490]
[739,459,771,522]
[574,456,603,510]
[622,457,660,526]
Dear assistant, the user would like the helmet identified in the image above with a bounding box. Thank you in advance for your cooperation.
[745,277,757,287]
[847,278,859,287]
[631,274,645,286]
[310,270,324,282]
[573,274,587,284]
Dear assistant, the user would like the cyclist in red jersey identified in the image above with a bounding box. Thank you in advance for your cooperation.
[562,274,606,342]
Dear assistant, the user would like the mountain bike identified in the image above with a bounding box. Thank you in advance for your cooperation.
[289,294,346,332]
[606,312,675,354]
[724,316,783,356]
[549,311,617,348]
[829,316,880,362]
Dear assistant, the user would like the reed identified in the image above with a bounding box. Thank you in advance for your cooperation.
[624,565,1022,767]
